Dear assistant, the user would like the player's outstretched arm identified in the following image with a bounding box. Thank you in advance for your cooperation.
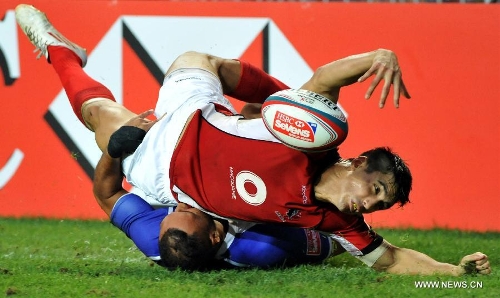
[372,241,491,276]
[300,49,411,108]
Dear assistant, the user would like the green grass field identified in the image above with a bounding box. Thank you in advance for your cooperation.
[0,218,498,298]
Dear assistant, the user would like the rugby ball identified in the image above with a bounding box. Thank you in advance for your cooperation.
[261,89,348,152]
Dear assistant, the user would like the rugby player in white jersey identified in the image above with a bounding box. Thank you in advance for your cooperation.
[16,4,490,275]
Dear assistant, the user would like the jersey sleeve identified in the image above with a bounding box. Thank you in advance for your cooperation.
[110,193,175,262]
[319,210,384,258]
[355,239,390,267]
[224,224,332,268]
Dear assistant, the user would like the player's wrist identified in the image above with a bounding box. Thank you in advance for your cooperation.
[451,265,465,276]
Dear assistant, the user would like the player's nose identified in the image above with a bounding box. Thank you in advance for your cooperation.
[362,197,376,212]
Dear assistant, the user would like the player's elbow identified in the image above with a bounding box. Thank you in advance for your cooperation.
[301,66,340,102]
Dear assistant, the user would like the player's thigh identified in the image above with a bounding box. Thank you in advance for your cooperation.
[165,51,220,76]
[83,99,137,151]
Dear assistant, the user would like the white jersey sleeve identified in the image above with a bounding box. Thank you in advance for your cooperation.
[355,240,390,267]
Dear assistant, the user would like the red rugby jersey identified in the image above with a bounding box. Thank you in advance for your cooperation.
[170,109,382,255]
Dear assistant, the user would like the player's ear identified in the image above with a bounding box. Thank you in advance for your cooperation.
[350,156,367,169]
[210,230,222,246]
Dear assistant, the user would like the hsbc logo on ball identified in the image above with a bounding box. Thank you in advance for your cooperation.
[273,111,317,143]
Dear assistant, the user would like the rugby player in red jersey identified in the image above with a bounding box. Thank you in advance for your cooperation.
[16,4,490,275]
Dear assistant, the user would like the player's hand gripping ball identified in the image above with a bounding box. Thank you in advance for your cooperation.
[262,89,348,152]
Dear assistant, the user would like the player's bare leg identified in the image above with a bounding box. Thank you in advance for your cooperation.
[82,100,137,152]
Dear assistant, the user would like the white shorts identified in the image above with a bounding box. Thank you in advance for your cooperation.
[122,68,238,204]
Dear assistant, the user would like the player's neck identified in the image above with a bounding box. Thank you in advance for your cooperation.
[314,163,348,204]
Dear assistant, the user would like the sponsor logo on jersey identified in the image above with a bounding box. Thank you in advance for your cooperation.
[275,211,286,222]
[304,229,321,256]
[272,111,316,142]
[285,208,302,221]
[174,76,202,83]
[301,185,309,204]
[229,167,237,200]
[275,209,302,222]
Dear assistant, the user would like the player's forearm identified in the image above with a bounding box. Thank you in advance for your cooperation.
[93,152,127,216]
[301,50,379,102]
[380,247,463,276]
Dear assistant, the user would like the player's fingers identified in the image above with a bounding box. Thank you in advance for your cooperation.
[365,67,384,100]
[137,120,157,133]
[473,252,487,260]
[392,72,402,108]
[157,112,167,121]
[479,268,492,275]
[476,260,489,269]
[358,65,377,83]
[462,252,487,265]
[379,70,394,108]
[401,79,411,99]
[146,111,167,126]
[475,256,488,266]
[137,109,155,119]
[476,260,491,275]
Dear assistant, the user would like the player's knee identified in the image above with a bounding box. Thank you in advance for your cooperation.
[166,51,220,75]
[81,101,102,131]
[81,99,124,131]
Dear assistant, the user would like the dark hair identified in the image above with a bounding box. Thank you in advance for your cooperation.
[359,147,412,207]
[158,227,216,271]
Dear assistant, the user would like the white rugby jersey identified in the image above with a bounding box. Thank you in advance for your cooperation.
[122,68,246,205]
[122,68,282,205]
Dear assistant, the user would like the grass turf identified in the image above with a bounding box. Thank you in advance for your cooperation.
[0,218,498,297]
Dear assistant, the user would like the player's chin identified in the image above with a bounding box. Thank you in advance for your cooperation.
[339,206,356,216]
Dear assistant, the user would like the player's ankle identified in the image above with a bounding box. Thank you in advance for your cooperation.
[47,46,84,66]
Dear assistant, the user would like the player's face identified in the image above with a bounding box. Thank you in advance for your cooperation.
[159,204,214,239]
[336,164,396,215]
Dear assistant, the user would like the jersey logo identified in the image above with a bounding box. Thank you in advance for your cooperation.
[234,170,267,206]
[285,208,302,220]
[274,208,302,223]
[304,229,321,256]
